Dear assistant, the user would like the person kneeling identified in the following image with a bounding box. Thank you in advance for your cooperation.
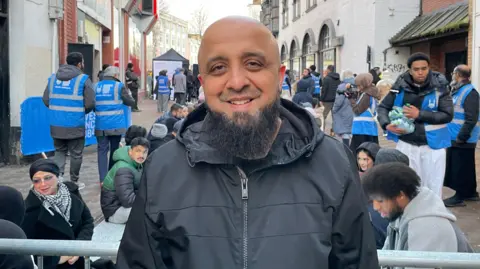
[101,137,150,224]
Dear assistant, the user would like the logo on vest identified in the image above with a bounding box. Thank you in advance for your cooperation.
[428,98,436,109]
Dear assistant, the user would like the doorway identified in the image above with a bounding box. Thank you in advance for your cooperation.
[445,50,467,82]
[0,0,10,164]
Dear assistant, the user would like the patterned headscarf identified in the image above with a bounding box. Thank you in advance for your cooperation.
[33,182,72,226]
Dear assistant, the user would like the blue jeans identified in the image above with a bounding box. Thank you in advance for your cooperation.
[97,135,122,182]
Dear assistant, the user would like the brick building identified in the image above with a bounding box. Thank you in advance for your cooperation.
[390,0,470,82]
[0,0,158,164]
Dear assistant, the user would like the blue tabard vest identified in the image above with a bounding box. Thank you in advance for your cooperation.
[94,80,126,131]
[448,84,480,144]
[311,74,321,94]
[386,89,451,149]
[352,93,378,136]
[282,76,289,91]
[157,76,170,95]
[48,74,88,128]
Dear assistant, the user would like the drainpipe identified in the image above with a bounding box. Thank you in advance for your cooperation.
[51,19,58,74]
[383,47,393,70]
[119,7,125,83]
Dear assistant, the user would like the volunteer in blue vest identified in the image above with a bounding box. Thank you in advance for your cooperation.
[281,69,291,97]
[309,65,322,100]
[444,64,480,207]
[348,72,380,153]
[154,69,171,113]
[42,52,96,190]
[377,52,453,198]
[95,66,136,184]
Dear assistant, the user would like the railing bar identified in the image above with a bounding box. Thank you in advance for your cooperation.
[37,255,44,269]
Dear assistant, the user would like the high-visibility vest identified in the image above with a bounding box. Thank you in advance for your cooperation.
[352,93,378,136]
[94,80,126,131]
[48,74,88,128]
[157,76,170,95]
[448,84,480,144]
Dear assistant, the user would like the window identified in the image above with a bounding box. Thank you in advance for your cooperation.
[281,45,287,65]
[306,0,317,9]
[289,40,300,80]
[292,0,300,20]
[282,0,288,27]
[319,25,335,76]
[302,34,315,69]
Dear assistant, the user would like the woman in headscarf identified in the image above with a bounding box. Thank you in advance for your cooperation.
[21,159,94,269]
[349,73,381,153]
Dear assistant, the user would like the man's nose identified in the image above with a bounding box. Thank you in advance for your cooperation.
[226,66,249,91]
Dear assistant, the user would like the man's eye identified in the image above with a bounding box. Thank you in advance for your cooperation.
[211,65,225,72]
[246,61,262,68]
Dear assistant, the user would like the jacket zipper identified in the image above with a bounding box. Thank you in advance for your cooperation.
[237,167,249,269]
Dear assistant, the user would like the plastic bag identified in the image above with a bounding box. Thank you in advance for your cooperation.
[388,106,415,134]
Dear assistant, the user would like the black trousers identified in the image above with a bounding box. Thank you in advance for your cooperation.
[444,146,477,198]
[130,88,139,110]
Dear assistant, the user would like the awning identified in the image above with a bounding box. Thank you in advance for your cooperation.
[390,2,469,46]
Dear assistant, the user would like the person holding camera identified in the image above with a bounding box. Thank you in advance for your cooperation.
[348,73,380,153]
[332,70,355,145]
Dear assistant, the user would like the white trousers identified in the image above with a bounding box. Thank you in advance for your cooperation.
[396,140,446,198]
[108,207,131,224]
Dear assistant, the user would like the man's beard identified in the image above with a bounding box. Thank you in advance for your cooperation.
[207,98,281,160]
[386,203,403,222]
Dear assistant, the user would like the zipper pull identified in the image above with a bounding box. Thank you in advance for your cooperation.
[237,167,249,200]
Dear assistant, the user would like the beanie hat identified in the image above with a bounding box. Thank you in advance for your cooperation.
[29,159,60,180]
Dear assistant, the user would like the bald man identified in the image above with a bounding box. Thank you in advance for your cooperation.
[444,65,480,207]
[117,16,378,269]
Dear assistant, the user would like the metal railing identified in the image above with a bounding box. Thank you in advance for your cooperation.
[0,239,480,268]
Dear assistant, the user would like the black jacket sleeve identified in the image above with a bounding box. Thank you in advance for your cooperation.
[114,168,137,208]
[377,91,396,130]
[116,160,168,269]
[76,201,94,240]
[42,85,50,107]
[457,90,479,142]
[121,85,136,107]
[320,77,330,101]
[329,144,379,269]
[417,90,453,124]
[308,79,315,95]
[83,78,96,114]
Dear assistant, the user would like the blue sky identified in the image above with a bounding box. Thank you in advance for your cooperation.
[165,0,251,28]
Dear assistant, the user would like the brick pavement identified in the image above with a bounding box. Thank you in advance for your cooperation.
[1,99,479,249]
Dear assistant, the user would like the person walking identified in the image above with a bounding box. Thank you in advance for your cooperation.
[377,52,453,198]
[154,70,171,113]
[116,16,378,269]
[94,66,135,184]
[173,68,187,105]
[320,65,341,134]
[444,64,480,206]
[42,52,95,189]
[125,63,140,112]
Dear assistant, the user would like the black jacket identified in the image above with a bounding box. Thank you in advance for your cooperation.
[377,71,453,146]
[116,99,379,269]
[320,72,341,102]
[296,76,315,95]
[450,83,479,148]
[21,183,94,269]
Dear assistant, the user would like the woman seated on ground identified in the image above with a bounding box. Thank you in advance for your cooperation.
[21,159,94,269]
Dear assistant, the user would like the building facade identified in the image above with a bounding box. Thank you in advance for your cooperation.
[269,0,419,80]
[186,34,201,67]
[1,0,158,164]
[151,13,188,58]
[260,0,280,38]
[471,0,480,86]
[248,0,262,21]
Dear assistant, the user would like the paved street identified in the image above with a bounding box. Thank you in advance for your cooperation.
[1,99,479,250]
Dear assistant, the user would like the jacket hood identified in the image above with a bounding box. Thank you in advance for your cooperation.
[0,186,25,226]
[328,72,340,80]
[392,71,449,95]
[356,142,380,161]
[112,146,139,168]
[176,98,324,168]
[56,64,83,81]
[374,148,409,166]
[400,187,456,224]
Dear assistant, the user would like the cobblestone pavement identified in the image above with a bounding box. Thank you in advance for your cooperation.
[1,99,479,249]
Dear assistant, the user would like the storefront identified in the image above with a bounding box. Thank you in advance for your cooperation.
[318,25,336,76]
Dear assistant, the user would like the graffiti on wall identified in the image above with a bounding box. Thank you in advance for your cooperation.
[385,63,407,74]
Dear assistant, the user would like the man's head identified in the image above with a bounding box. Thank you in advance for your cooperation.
[125,125,147,146]
[197,16,283,160]
[170,103,184,118]
[407,52,430,84]
[309,65,316,73]
[103,66,120,79]
[302,68,310,77]
[327,65,335,73]
[102,64,110,71]
[128,137,150,164]
[452,64,471,84]
[127,63,134,70]
[362,163,420,221]
[66,52,84,71]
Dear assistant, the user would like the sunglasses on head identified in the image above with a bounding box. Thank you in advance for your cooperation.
[32,175,55,184]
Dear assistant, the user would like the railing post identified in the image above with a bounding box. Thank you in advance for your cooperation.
[37,255,44,269]
[84,256,91,269]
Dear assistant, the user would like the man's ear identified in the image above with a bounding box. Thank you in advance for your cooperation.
[278,65,287,89]
[198,74,204,86]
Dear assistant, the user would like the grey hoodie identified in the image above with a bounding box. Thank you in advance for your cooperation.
[43,65,96,139]
[384,187,473,268]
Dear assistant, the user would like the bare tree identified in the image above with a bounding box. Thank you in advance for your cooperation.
[152,0,169,56]
[191,6,209,38]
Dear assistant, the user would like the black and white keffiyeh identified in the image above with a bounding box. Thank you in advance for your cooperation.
[33,182,72,226]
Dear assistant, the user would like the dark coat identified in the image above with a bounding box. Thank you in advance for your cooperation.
[21,183,94,269]
[320,72,341,102]
[116,99,379,269]
[377,71,453,146]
